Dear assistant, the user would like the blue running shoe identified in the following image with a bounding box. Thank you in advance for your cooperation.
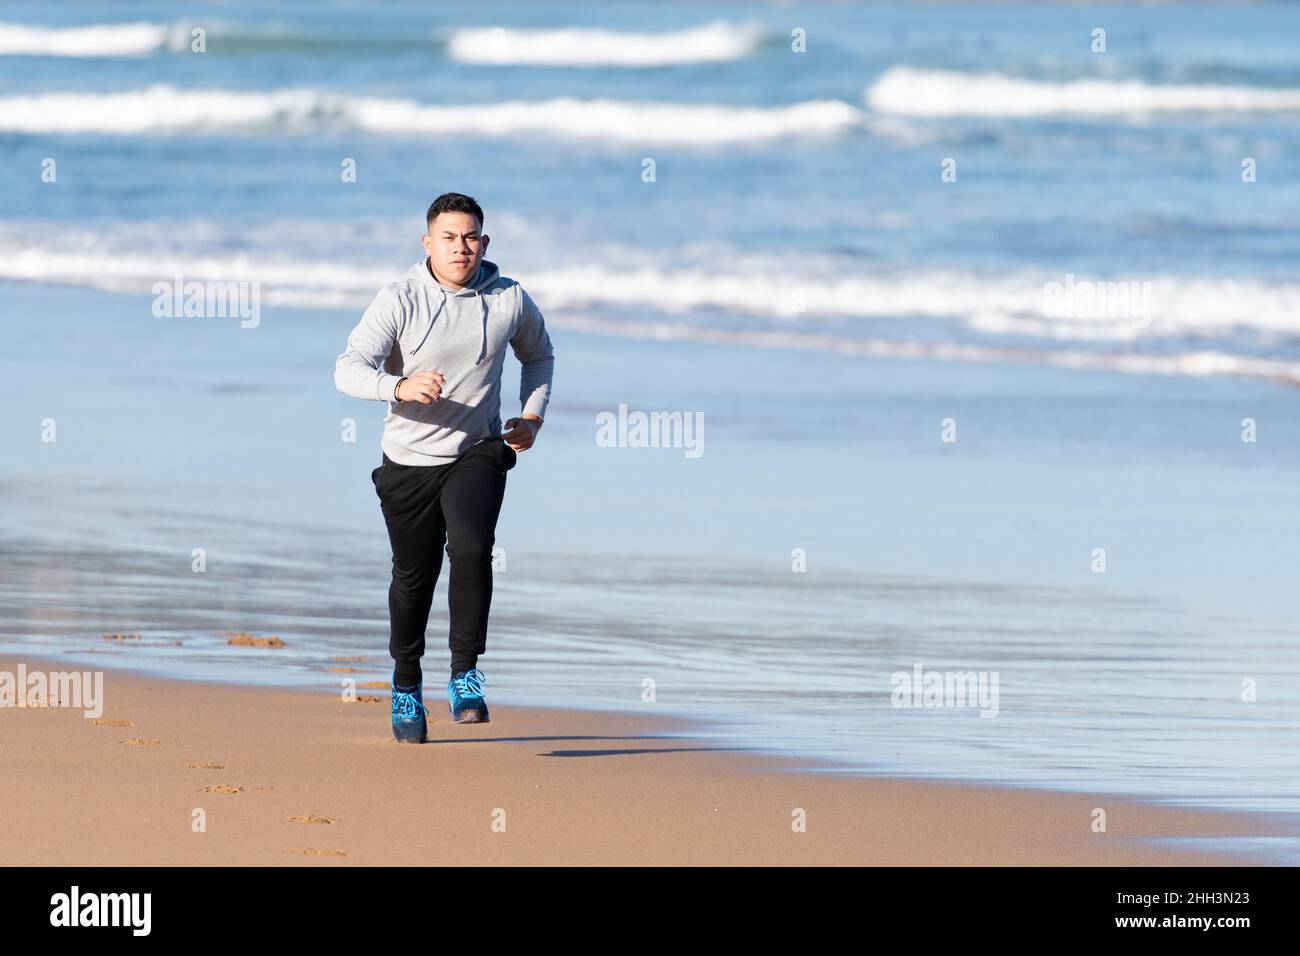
[448,668,489,723]
[391,681,428,743]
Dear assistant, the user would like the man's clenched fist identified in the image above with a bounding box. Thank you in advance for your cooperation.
[395,370,445,404]
[502,415,542,452]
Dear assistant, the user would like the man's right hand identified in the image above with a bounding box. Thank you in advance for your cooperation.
[395,370,445,404]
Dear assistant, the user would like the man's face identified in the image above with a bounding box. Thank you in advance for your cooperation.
[422,211,488,287]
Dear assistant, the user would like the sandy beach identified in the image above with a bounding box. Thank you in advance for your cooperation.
[0,653,1280,866]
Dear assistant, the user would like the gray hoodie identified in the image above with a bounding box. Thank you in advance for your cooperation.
[334,258,554,466]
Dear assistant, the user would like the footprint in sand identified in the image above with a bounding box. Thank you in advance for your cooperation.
[289,847,347,856]
[355,681,389,689]
[184,761,225,770]
[123,738,161,745]
[199,784,244,794]
[91,718,136,727]
[343,695,385,704]
[289,814,335,824]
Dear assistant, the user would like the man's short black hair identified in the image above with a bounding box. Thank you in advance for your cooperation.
[426,193,484,231]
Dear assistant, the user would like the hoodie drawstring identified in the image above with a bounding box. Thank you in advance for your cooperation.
[410,289,445,356]
[475,288,487,366]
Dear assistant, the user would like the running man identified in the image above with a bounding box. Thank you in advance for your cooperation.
[334,192,555,743]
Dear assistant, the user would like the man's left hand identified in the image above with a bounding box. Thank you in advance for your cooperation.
[502,415,542,452]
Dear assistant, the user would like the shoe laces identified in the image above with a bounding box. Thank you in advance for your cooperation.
[392,688,427,720]
[456,669,486,700]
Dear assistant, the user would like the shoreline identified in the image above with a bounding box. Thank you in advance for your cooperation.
[1,652,1289,866]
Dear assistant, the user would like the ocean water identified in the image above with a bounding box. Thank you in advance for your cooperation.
[2,2,1300,385]
[2,2,1300,855]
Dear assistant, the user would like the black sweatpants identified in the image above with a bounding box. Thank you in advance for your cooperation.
[371,437,516,686]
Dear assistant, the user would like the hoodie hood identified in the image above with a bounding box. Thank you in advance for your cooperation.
[407,258,502,366]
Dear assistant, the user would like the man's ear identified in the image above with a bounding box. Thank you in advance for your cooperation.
[481,234,490,253]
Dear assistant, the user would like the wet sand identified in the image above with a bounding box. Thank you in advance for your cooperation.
[0,652,1281,865]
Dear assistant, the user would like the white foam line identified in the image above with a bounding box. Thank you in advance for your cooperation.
[865,66,1300,117]
[2,239,1297,387]
[0,85,862,143]
[0,21,173,57]
[446,20,762,67]
[2,244,1299,338]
